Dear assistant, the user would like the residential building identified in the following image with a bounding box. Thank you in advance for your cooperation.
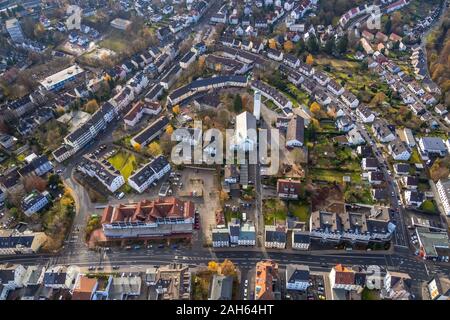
[208,275,233,300]
[404,190,424,207]
[147,263,191,300]
[277,179,301,200]
[341,90,359,109]
[43,265,80,289]
[238,223,256,246]
[372,120,395,143]
[436,179,450,216]
[21,191,49,216]
[130,116,169,149]
[124,101,161,127]
[427,277,450,300]
[71,275,97,300]
[418,137,448,157]
[285,265,310,291]
[128,156,171,194]
[0,229,47,255]
[6,18,25,43]
[382,271,411,300]
[255,260,280,300]
[292,229,310,250]
[265,225,287,249]
[212,228,230,248]
[388,140,411,161]
[40,65,84,91]
[285,116,305,148]
[78,154,125,193]
[329,264,365,291]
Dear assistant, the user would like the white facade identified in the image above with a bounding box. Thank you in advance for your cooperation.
[436,180,450,216]
[253,90,261,121]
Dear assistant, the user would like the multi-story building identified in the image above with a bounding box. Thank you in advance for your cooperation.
[277,179,301,200]
[436,179,450,216]
[285,265,310,291]
[40,65,84,91]
[128,156,171,194]
[6,18,25,43]
[21,191,50,217]
[212,228,230,248]
[0,229,47,255]
[79,153,125,193]
[101,198,195,241]
[309,205,395,244]
[286,116,305,148]
[329,264,366,291]
[130,116,169,149]
[255,260,280,300]
[264,225,287,249]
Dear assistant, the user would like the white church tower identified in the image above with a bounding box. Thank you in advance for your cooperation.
[253,90,261,121]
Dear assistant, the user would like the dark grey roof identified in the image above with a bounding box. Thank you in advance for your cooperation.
[212,230,229,242]
[129,156,170,187]
[209,275,233,300]
[286,265,310,284]
[133,116,169,145]
[0,234,34,249]
[265,229,287,243]
[293,231,310,244]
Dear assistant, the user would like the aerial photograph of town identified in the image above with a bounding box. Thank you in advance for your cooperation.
[0,0,449,306]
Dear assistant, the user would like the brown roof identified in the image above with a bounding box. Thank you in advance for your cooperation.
[277,179,301,195]
[124,100,161,122]
[334,264,355,285]
[101,197,195,224]
[72,276,97,300]
[255,260,279,300]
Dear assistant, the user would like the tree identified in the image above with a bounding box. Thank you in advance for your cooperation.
[219,190,229,202]
[310,102,321,114]
[384,18,392,35]
[148,141,162,156]
[84,99,99,113]
[166,124,174,135]
[172,105,181,115]
[336,34,348,55]
[295,38,306,55]
[430,156,450,181]
[370,92,387,106]
[306,35,319,54]
[268,38,277,49]
[219,259,237,276]
[283,40,294,53]
[323,38,334,55]
[306,54,314,65]
[23,176,47,193]
[208,261,218,272]
[233,94,243,113]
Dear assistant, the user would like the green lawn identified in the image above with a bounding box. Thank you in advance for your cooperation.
[420,200,439,214]
[410,148,422,164]
[361,288,380,300]
[310,168,362,183]
[108,151,137,180]
[263,199,288,225]
[288,201,310,222]
[99,36,129,54]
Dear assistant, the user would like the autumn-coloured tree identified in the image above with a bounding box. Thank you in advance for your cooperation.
[306,54,314,65]
[311,118,320,129]
[268,38,277,49]
[172,105,181,115]
[370,92,387,106]
[284,40,294,53]
[310,102,321,114]
[219,190,230,202]
[133,143,141,152]
[84,99,99,113]
[148,141,162,156]
[219,259,237,276]
[430,156,450,182]
[166,124,174,135]
[208,261,218,272]
[23,176,47,193]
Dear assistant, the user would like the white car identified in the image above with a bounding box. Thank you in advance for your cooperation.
[244,288,248,297]
[244,279,248,287]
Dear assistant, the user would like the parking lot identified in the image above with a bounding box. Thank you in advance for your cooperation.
[174,167,221,245]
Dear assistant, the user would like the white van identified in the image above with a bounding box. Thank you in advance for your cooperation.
[242,212,247,222]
